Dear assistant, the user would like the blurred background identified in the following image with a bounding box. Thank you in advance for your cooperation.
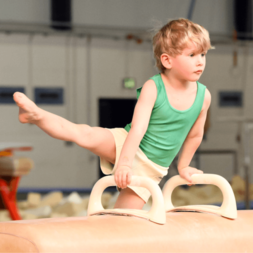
[0,0,252,221]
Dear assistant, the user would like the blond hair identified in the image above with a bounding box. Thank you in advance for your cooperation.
[153,18,213,72]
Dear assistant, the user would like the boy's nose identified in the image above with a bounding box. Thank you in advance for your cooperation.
[196,57,204,66]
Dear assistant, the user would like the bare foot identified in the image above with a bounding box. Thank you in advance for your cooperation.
[13,92,42,124]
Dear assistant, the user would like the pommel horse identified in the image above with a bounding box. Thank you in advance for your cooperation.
[0,174,252,253]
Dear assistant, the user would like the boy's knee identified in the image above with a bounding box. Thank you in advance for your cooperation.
[75,124,93,145]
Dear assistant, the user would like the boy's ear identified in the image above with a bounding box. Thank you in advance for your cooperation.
[160,53,172,70]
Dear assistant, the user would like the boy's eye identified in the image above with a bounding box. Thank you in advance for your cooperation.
[201,53,206,57]
[190,54,194,57]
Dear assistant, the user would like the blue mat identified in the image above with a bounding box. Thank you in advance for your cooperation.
[211,201,253,210]
[236,201,253,210]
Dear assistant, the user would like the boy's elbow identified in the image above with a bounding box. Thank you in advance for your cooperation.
[189,133,204,141]
[191,133,204,144]
[196,129,204,139]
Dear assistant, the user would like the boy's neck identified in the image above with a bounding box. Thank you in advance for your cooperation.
[161,71,192,91]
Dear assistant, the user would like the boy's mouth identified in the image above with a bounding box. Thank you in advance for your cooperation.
[194,70,203,74]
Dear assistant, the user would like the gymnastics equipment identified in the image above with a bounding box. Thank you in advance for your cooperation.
[163,174,237,219]
[0,174,253,253]
[88,175,166,224]
[0,143,33,220]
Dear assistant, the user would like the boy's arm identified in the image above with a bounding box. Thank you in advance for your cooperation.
[115,80,157,189]
[177,89,211,183]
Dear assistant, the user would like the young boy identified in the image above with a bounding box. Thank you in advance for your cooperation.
[13,18,212,211]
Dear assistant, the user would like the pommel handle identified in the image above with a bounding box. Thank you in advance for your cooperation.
[88,175,166,224]
[162,174,237,219]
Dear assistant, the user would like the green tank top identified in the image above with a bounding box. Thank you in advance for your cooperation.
[125,74,206,167]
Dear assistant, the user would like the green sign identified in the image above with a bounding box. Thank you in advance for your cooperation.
[123,78,135,89]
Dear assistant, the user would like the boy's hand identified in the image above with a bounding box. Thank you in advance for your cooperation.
[114,165,132,189]
[179,166,203,186]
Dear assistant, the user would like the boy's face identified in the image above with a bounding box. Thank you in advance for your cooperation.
[170,41,206,82]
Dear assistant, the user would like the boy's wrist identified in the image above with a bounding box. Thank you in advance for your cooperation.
[117,164,131,169]
[177,165,187,173]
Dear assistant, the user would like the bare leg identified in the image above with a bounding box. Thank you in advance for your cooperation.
[13,92,116,164]
[13,92,144,210]
[114,188,145,209]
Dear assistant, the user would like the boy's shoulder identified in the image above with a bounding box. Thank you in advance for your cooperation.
[196,81,211,106]
[203,87,211,101]
[137,75,159,92]
[203,87,211,110]
[141,79,157,94]
[136,79,157,105]
[144,74,162,90]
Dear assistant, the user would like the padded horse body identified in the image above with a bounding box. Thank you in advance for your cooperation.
[0,175,252,253]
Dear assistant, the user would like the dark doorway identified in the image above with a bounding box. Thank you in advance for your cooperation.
[98,98,137,178]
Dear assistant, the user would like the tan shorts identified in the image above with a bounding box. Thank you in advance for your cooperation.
[100,128,169,203]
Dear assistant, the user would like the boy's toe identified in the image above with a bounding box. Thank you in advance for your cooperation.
[13,92,24,102]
